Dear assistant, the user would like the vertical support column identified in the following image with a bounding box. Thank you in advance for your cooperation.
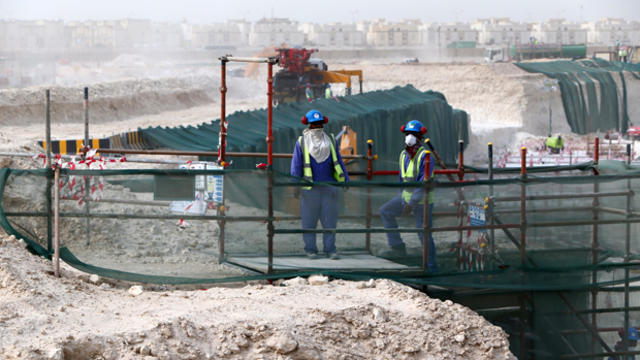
[520,147,527,265]
[548,88,553,135]
[267,62,274,167]
[520,146,528,359]
[456,140,465,269]
[623,143,632,355]
[217,59,228,263]
[53,167,60,277]
[359,79,363,94]
[84,87,89,149]
[422,151,432,272]
[365,139,373,254]
[83,87,90,246]
[458,140,464,181]
[45,90,52,253]
[219,58,228,165]
[591,137,600,352]
[488,142,495,267]
[267,61,275,273]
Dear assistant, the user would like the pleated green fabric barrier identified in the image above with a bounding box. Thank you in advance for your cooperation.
[516,59,640,135]
[139,85,469,172]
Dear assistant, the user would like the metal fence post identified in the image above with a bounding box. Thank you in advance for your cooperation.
[53,167,60,277]
[45,89,52,253]
[422,151,432,272]
[520,146,528,359]
[83,87,90,246]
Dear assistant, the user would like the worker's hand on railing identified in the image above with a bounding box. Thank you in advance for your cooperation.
[402,204,413,216]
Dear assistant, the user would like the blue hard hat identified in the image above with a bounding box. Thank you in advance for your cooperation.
[401,120,426,134]
[304,109,325,124]
[326,84,331,88]
[629,327,640,341]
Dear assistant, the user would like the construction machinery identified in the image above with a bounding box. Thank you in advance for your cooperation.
[273,48,363,105]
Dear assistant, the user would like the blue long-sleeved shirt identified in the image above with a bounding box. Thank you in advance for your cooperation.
[399,148,434,205]
[291,136,350,182]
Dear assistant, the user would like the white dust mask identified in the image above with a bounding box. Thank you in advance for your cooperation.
[405,134,417,147]
[303,128,331,163]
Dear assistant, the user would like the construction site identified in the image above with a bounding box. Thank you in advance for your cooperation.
[2,9,640,360]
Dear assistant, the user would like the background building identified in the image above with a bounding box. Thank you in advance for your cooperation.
[249,18,304,47]
[422,22,479,48]
[472,18,532,46]
[584,18,640,45]
[365,19,422,47]
[533,19,587,44]
[300,22,365,48]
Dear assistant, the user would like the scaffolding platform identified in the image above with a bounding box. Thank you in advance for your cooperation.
[226,252,409,273]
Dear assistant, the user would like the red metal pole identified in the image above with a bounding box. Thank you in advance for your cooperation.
[266,60,275,273]
[267,62,274,166]
[592,136,600,351]
[366,139,373,253]
[594,137,600,173]
[219,58,228,165]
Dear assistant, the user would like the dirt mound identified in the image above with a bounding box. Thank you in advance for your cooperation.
[0,234,514,359]
[0,78,214,127]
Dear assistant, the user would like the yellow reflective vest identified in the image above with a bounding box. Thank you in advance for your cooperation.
[400,147,434,204]
[299,134,345,190]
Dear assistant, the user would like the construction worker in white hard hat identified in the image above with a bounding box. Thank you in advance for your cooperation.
[291,109,349,260]
[378,120,437,272]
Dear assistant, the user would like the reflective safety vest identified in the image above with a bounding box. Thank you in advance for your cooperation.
[299,134,345,190]
[325,88,332,99]
[546,136,563,149]
[400,147,434,204]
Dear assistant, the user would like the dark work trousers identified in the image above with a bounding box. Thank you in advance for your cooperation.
[300,186,339,254]
[380,194,437,271]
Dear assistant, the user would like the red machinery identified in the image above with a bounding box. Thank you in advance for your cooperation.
[276,48,318,75]
[272,47,362,105]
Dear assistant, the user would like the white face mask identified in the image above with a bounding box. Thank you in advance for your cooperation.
[405,134,417,147]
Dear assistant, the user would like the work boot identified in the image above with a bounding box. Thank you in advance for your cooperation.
[306,252,320,260]
[377,244,407,258]
[328,252,341,260]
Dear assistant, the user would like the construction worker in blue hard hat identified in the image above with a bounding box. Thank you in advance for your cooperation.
[608,327,639,359]
[291,109,349,260]
[325,83,332,99]
[378,120,437,272]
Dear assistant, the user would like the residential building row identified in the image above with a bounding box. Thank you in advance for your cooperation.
[1,17,639,52]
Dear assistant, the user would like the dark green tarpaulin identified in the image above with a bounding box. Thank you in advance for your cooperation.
[139,85,469,172]
[515,59,640,135]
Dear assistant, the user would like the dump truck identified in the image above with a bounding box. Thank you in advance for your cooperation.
[273,48,363,105]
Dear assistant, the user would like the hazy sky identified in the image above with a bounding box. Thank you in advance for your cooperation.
[1,0,639,23]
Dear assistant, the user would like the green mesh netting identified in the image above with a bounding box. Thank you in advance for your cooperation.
[3,163,640,359]
[138,85,469,172]
[2,164,640,284]
[515,59,640,135]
